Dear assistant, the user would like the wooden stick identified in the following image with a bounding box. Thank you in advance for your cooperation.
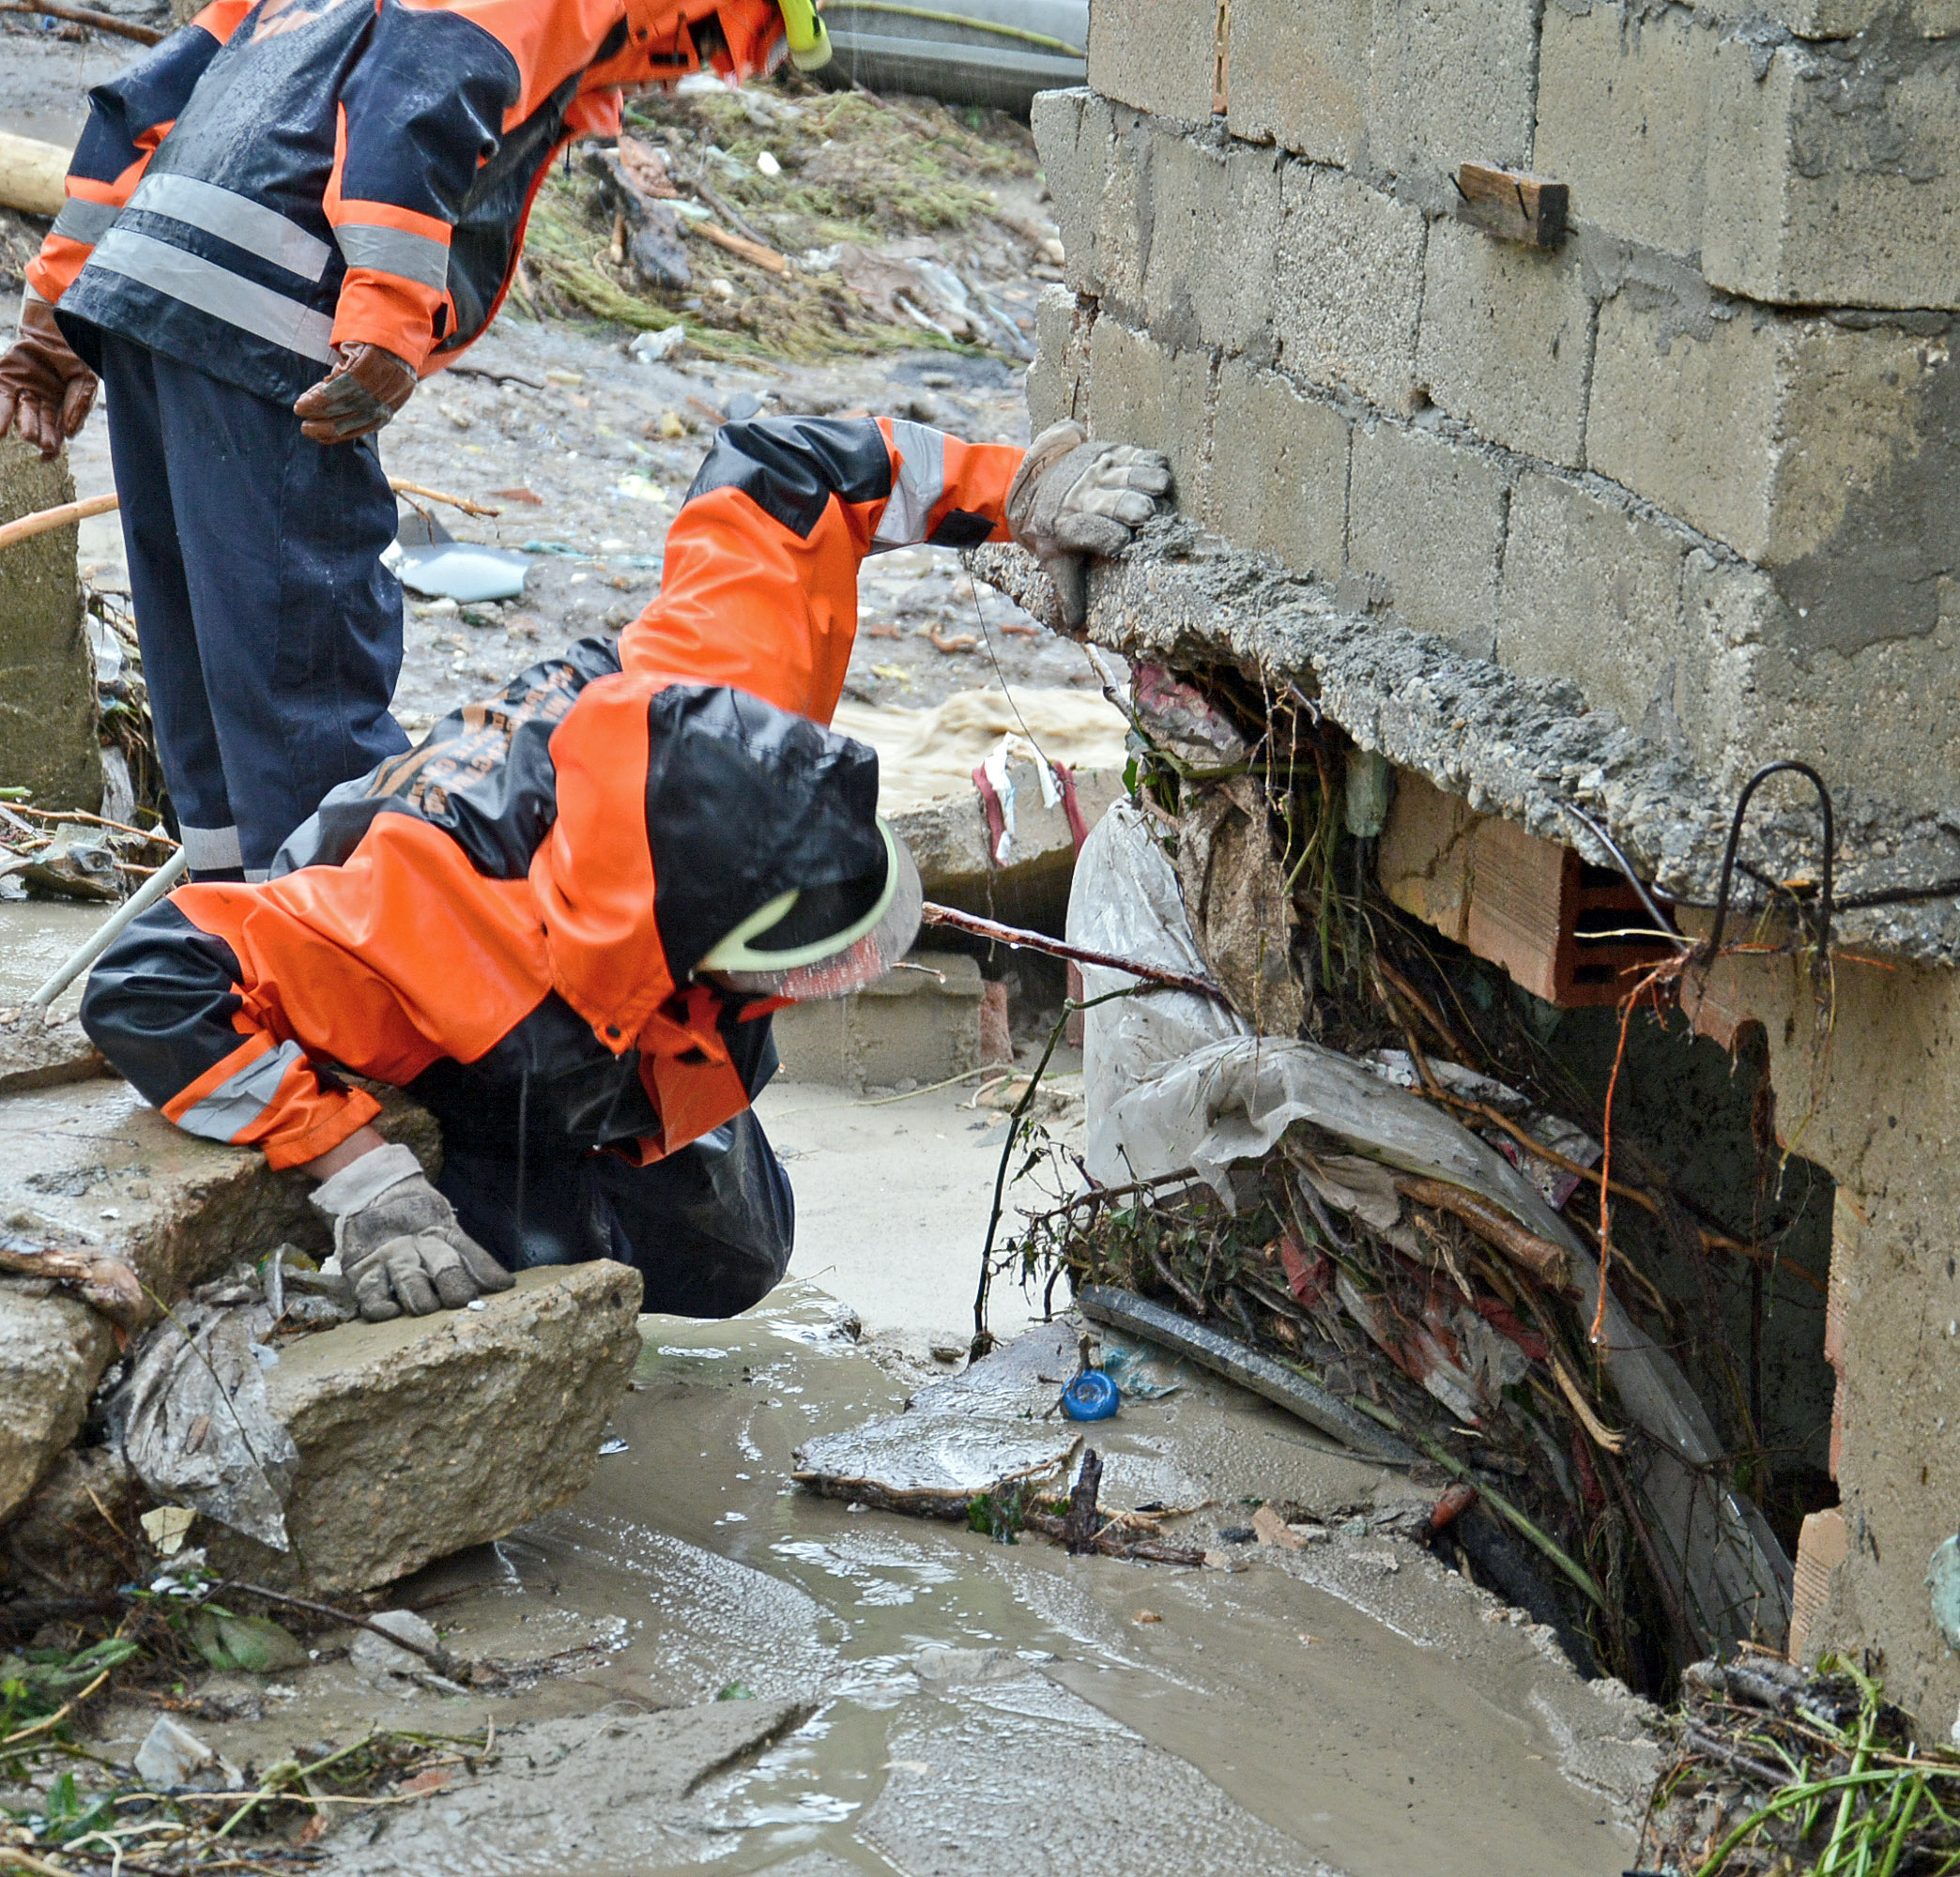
[0,490,118,551]
[0,0,161,39]
[687,220,789,275]
[0,1236,143,1329]
[386,478,501,518]
[2,476,504,557]
[1393,1175,1572,1289]
[920,902,1233,1004]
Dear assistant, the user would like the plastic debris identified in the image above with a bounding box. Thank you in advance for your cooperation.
[1060,1368,1120,1421]
[629,324,688,364]
[138,1505,194,1556]
[187,1610,309,1676]
[133,1715,239,1792]
[349,1610,444,1680]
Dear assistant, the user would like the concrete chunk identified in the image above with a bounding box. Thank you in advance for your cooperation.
[1348,420,1509,658]
[0,436,98,812]
[0,1287,117,1521]
[1226,0,1368,164]
[1085,0,1217,123]
[1272,164,1427,415]
[1534,2,1707,260]
[771,950,983,1089]
[1416,217,1593,469]
[1031,86,1103,296]
[1206,358,1350,582]
[206,1263,643,1595]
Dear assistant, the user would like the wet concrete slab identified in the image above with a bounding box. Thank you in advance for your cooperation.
[0,900,112,1091]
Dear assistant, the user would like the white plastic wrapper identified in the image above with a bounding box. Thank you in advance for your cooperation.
[1064,801,1793,1649]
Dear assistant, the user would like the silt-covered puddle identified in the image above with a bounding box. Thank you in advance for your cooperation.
[271,1282,1654,1876]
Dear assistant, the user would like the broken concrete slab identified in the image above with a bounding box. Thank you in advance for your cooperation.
[204,1263,644,1595]
[317,1697,812,1875]
[968,526,1960,969]
[793,1321,1083,1516]
[0,1076,440,1322]
[0,1285,116,1521]
[0,435,98,813]
[890,755,1121,933]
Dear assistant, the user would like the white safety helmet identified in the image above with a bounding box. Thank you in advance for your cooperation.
[699,817,922,1000]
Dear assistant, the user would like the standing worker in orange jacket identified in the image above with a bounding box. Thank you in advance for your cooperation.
[0,0,829,880]
[76,414,1171,1320]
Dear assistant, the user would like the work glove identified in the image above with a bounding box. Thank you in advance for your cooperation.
[0,293,98,461]
[292,341,418,445]
[309,1142,513,1322]
[1004,420,1171,630]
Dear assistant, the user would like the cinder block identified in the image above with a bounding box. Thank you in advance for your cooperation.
[1497,469,1687,740]
[1094,108,1154,310]
[1697,0,1960,33]
[1205,358,1349,580]
[1085,0,1217,124]
[1143,130,1285,359]
[1348,420,1508,656]
[1366,0,1538,194]
[1027,284,1095,433]
[1704,33,1960,312]
[1415,217,1593,468]
[770,951,983,1089]
[1533,2,1707,260]
[1588,295,1960,656]
[1226,0,1369,166]
[1031,87,1097,294]
[1087,314,1215,518]
[1271,163,1427,414]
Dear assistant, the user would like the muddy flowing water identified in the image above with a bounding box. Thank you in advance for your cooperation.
[155,1282,1657,1877]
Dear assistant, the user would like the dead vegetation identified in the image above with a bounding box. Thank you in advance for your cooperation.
[986,659,1840,1698]
[517,73,1049,362]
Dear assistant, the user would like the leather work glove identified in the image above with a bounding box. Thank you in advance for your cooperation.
[0,294,98,461]
[1005,419,1171,630]
[309,1141,513,1321]
[292,341,418,445]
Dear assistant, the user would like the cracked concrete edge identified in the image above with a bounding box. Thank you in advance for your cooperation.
[969,526,1960,967]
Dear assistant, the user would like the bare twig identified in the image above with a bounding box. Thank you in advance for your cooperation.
[922,903,1233,1004]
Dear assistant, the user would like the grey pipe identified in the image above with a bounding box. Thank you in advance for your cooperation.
[1075,1284,1418,1467]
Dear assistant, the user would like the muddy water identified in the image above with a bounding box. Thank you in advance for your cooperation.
[177,1284,1657,1877]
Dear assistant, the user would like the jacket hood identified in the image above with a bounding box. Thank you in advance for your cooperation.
[532,675,885,1044]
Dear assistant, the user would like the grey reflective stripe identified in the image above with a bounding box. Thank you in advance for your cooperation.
[52,198,119,246]
[130,172,331,283]
[86,228,335,363]
[176,1039,307,1142]
[874,419,946,545]
[178,821,243,872]
[334,221,450,292]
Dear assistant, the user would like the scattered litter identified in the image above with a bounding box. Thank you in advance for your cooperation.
[133,1715,240,1793]
[629,324,688,363]
[599,1436,630,1456]
[139,1504,195,1556]
[349,1610,444,1681]
[1250,1504,1305,1551]
[1059,1367,1119,1422]
[388,513,530,604]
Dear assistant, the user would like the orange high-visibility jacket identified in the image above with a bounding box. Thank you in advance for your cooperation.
[32,0,786,403]
[80,418,1021,1169]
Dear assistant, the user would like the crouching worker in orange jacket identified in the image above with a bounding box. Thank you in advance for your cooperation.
[75,414,1170,1323]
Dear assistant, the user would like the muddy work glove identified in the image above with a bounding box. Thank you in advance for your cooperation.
[292,341,418,445]
[1005,420,1171,630]
[0,292,98,461]
[309,1142,513,1321]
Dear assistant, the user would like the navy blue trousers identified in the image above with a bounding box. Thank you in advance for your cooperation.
[100,335,408,877]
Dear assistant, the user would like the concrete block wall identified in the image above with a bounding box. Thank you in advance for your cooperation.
[1033,23,1960,810]
[1038,0,1960,1717]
